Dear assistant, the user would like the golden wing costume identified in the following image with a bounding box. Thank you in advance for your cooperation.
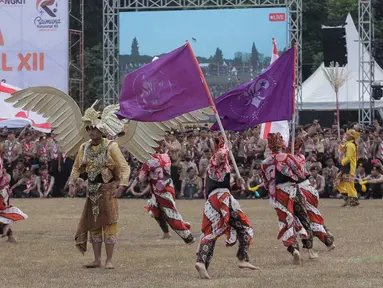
[6,86,212,255]
[5,86,212,162]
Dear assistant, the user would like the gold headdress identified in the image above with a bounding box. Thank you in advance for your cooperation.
[346,129,360,140]
[5,86,213,162]
[81,100,124,137]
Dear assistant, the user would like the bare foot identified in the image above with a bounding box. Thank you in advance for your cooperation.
[161,233,171,239]
[327,244,336,251]
[293,250,301,265]
[308,249,319,260]
[327,231,335,243]
[341,199,349,207]
[84,261,101,268]
[195,262,211,279]
[7,235,16,243]
[104,261,114,269]
[238,260,260,270]
[1,224,10,238]
[187,237,196,245]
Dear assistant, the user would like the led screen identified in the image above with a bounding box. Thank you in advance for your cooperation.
[119,8,288,99]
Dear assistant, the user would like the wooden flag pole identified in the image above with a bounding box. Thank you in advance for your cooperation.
[291,42,298,156]
[186,41,241,178]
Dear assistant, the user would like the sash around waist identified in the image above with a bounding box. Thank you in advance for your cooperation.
[276,182,297,188]
[87,173,115,185]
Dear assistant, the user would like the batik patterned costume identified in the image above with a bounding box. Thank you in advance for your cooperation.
[261,133,313,255]
[196,141,253,270]
[0,157,28,236]
[139,153,194,244]
[294,151,334,248]
[69,138,130,254]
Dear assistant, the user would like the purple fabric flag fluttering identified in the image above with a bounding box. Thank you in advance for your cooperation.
[117,43,211,122]
[211,47,295,131]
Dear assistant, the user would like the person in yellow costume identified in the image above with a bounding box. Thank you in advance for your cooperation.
[336,129,360,207]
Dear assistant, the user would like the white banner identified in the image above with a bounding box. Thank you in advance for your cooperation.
[0,0,68,92]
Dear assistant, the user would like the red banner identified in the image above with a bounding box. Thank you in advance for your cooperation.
[269,13,286,22]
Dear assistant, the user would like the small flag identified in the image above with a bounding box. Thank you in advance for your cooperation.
[211,47,295,131]
[117,43,211,122]
[260,120,290,146]
[260,38,290,145]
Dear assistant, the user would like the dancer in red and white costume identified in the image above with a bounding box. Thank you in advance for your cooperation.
[195,137,258,280]
[291,136,335,251]
[138,150,195,244]
[0,156,28,242]
[261,133,318,265]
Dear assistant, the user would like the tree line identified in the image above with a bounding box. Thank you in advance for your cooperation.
[127,37,280,72]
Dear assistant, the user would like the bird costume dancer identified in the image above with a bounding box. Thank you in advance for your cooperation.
[261,133,318,265]
[195,137,258,280]
[68,125,130,269]
[139,151,195,244]
[0,154,28,243]
[335,129,360,207]
[5,86,212,267]
[291,137,335,251]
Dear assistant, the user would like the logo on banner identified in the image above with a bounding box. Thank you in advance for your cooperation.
[0,29,45,72]
[269,13,286,22]
[0,0,26,5]
[0,30,4,47]
[34,0,62,31]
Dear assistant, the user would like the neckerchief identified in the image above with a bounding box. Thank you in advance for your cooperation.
[26,176,35,189]
[40,144,48,165]
[52,143,58,160]
[24,142,33,162]
[42,175,50,193]
[7,141,16,162]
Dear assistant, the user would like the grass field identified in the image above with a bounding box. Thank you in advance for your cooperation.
[1,199,383,288]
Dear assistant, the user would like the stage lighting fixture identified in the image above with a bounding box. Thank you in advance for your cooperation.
[321,25,348,67]
[372,0,383,20]
[373,39,383,62]
[372,84,383,100]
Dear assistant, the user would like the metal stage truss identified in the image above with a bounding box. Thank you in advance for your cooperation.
[102,0,303,119]
[358,0,374,124]
[69,0,85,112]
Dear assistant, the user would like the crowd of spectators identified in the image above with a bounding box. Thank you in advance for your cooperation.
[2,119,383,200]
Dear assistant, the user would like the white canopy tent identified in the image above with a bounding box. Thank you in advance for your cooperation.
[302,13,383,111]
[0,82,51,133]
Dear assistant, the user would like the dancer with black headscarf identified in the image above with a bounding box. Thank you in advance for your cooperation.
[195,137,258,280]
[261,133,318,265]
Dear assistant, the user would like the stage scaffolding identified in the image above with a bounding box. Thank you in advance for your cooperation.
[102,0,303,119]
[69,0,85,112]
[358,0,374,124]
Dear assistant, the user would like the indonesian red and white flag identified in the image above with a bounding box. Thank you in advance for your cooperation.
[260,38,289,146]
[0,82,51,133]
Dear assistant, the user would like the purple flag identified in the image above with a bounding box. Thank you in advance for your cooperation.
[211,47,295,131]
[117,43,211,122]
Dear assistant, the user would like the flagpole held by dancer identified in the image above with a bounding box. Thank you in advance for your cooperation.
[291,42,298,156]
[185,41,242,179]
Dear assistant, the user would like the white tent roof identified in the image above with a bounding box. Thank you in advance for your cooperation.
[0,82,50,133]
[302,13,383,110]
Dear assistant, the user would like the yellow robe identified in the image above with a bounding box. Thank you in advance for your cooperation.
[337,140,357,198]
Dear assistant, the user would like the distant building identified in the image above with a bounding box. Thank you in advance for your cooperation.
[242,52,251,63]
[199,63,209,68]
[234,52,242,59]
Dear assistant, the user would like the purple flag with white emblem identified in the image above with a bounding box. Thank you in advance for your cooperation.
[117,43,211,122]
[211,47,295,131]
